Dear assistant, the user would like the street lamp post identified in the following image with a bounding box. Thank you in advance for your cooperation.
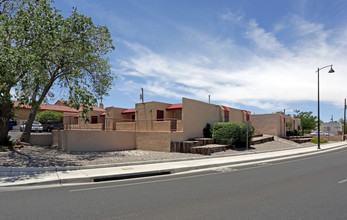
[317,64,335,149]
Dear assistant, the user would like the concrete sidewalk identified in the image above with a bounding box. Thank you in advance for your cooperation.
[1,141,347,187]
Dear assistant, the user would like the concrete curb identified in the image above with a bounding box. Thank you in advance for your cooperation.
[1,142,343,173]
[1,142,346,187]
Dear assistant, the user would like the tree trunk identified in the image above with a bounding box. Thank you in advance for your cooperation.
[23,105,39,143]
[22,78,55,143]
[0,101,12,145]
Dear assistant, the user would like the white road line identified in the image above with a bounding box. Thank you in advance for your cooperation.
[338,179,347,184]
[69,148,347,192]
[69,172,219,192]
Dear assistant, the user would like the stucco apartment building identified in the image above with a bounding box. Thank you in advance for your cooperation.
[56,97,251,152]
[13,100,105,130]
[320,121,343,136]
[250,113,301,137]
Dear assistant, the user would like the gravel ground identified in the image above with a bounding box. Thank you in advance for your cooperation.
[0,138,316,168]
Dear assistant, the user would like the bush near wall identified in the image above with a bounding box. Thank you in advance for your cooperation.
[36,111,63,124]
[212,122,253,147]
[203,123,212,138]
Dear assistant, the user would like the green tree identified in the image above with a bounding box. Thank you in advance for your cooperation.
[293,109,318,135]
[0,0,115,143]
[36,111,63,124]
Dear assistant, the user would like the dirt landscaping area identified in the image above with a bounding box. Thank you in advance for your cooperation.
[0,137,316,167]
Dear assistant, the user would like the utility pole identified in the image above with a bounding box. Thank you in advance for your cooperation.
[344,98,346,141]
[140,88,144,103]
[208,95,210,103]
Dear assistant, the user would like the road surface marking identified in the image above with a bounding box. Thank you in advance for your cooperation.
[338,179,347,184]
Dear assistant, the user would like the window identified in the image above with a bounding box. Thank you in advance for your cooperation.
[91,116,98,124]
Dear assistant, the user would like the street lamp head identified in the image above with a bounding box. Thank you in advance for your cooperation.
[329,66,335,73]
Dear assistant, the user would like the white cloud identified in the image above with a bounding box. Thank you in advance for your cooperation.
[244,20,288,54]
[114,15,347,112]
[220,10,243,22]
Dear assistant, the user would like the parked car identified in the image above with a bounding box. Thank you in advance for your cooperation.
[20,121,43,132]
[42,120,64,132]
[8,120,17,130]
[310,131,334,136]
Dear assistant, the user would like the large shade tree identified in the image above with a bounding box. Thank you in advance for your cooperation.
[0,0,115,143]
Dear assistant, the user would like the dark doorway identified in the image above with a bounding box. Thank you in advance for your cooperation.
[91,116,98,124]
[157,110,164,121]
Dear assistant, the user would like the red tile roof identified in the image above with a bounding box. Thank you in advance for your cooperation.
[14,101,105,114]
[167,103,182,110]
[122,108,136,114]
[221,106,229,112]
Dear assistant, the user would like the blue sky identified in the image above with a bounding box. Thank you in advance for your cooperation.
[52,0,347,122]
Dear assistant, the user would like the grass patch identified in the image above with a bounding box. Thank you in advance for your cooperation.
[0,145,14,151]
[310,137,328,144]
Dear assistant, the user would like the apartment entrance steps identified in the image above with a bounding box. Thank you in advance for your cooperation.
[283,136,313,144]
[170,138,227,155]
[251,134,275,145]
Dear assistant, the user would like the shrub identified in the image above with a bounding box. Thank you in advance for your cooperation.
[36,111,63,124]
[0,135,14,149]
[287,129,302,136]
[203,123,212,138]
[212,122,253,147]
[310,137,328,144]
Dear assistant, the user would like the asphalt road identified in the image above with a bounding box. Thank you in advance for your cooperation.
[2,148,347,219]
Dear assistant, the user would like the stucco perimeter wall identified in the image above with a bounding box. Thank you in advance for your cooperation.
[251,114,286,137]
[176,120,183,131]
[57,130,136,152]
[170,131,185,142]
[182,97,222,139]
[116,122,136,131]
[30,133,52,146]
[136,132,171,152]
[153,121,171,131]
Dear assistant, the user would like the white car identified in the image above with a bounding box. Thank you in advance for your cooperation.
[20,121,43,132]
[310,131,334,136]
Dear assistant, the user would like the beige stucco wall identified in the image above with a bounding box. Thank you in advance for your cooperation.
[153,121,171,131]
[136,132,171,152]
[56,130,136,152]
[78,110,105,126]
[63,112,78,125]
[170,131,185,142]
[285,116,293,131]
[250,113,286,137]
[294,118,302,130]
[30,133,52,146]
[227,107,246,123]
[176,120,183,132]
[67,123,104,130]
[320,122,343,136]
[135,101,171,131]
[52,130,59,146]
[14,108,32,120]
[182,97,222,139]
[116,122,136,131]
[105,106,130,130]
